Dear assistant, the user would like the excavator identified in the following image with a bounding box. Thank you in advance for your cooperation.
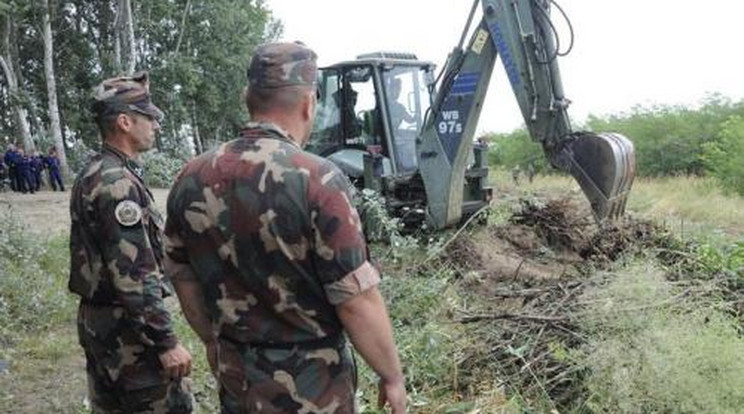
[306,0,636,230]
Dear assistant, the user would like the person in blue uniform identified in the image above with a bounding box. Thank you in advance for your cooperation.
[3,144,20,192]
[16,148,35,194]
[45,147,65,191]
[31,151,44,191]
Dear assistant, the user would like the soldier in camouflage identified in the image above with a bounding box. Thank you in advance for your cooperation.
[69,72,194,413]
[165,42,407,413]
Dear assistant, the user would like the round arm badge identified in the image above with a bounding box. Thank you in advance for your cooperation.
[115,200,143,226]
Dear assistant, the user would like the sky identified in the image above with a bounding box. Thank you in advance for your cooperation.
[265,0,744,134]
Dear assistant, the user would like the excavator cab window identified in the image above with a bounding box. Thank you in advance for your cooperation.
[382,66,431,173]
[309,66,384,157]
[308,69,342,155]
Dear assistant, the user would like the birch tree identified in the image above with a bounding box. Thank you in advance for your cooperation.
[113,1,121,70]
[123,0,135,73]
[114,0,135,73]
[41,0,67,172]
[0,12,33,150]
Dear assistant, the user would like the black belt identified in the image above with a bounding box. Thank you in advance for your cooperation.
[218,333,345,351]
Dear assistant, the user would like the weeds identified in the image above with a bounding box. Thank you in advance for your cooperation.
[437,195,744,412]
[170,309,221,411]
[355,265,498,412]
[357,188,421,262]
[0,206,83,413]
[577,263,744,413]
[0,207,74,345]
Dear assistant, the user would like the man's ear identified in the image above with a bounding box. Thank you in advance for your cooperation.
[301,92,313,122]
[115,113,132,133]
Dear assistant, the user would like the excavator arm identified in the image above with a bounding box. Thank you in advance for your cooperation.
[418,0,635,228]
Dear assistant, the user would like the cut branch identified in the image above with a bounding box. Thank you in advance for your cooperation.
[457,313,567,324]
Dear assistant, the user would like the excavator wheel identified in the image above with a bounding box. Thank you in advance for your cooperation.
[561,132,636,223]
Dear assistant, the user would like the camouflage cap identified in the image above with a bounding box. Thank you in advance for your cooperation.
[91,72,164,122]
[247,41,318,89]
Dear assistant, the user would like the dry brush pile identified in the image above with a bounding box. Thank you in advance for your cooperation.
[433,197,735,410]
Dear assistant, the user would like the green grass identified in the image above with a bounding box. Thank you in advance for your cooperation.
[629,175,744,236]
[0,208,85,414]
[170,305,221,411]
[576,262,744,413]
[354,263,516,413]
[0,210,75,345]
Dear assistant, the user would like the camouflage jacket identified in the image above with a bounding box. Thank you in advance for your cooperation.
[165,122,381,345]
[69,144,177,350]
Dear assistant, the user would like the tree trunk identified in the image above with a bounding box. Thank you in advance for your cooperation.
[114,11,121,71]
[125,0,136,73]
[192,101,203,154]
[116,0,136,74]
[1,16,33,151]
[0,56,33,150]
[42,0,68,174]
[113,0,124,72]
[174,0,192,56]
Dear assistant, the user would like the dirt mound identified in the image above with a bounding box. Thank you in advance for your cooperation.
[510,197,594,253]
[446,197,658,284]
[442,197,665,407]
[580,218,661,261]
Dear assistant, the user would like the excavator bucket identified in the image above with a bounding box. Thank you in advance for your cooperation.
[559,132,636,222]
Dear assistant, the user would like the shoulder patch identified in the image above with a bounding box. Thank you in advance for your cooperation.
[115,200,143,226]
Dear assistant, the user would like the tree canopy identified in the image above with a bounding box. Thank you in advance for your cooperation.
[1,0,281,168]
[485,93,744,192]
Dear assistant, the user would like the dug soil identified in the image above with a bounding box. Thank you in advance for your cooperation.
[441,197,663,406]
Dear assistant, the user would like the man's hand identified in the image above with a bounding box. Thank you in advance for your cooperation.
[159,343,192,379]
[377,378,406,413]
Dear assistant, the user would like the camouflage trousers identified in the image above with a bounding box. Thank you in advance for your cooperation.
[217,336,357,414]
[77,301,194,413]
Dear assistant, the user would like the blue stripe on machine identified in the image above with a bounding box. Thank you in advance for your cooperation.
[451,72,479,95]
[488,22,521,88]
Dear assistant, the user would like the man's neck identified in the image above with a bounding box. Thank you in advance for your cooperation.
[252,114,305,147]
[104,134,137,158]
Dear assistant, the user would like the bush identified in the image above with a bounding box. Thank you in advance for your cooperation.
[141,150,188,188]
[702,116,744,196]
[355,267,467,410]
[483,95,744,179]
[484,129,550,173]
[66,140,97,175]
[65,142,188,188]
[577,263,744,413]
[586,95,744,177]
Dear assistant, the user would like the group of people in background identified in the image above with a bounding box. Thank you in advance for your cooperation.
[1,144,64,193]
[511,162,536,185]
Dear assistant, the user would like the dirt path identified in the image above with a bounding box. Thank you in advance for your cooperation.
[0,188,170,235]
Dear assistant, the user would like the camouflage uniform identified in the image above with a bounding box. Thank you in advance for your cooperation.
[69,73,192,413]
[165,42,381,414]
